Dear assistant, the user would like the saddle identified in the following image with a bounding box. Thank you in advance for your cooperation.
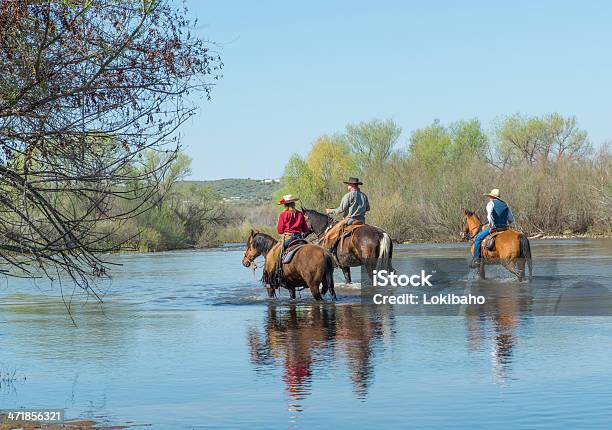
[483,227,508,251]
[282,239,309,264]
[322,219,365,254]
[263,239,309,289]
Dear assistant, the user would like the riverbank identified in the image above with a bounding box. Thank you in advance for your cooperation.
[111,230,612,253]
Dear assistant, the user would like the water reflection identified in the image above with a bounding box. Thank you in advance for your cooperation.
[247,303,393,411]
[465,282,533,383]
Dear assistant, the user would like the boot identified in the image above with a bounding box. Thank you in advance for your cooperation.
[469,258,481,268]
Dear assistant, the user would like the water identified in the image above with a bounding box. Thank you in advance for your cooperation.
[0,240,611,429]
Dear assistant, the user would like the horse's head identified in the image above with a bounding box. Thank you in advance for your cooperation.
[242,230,276,267]
[462,208,480,240]
[302,207,333,236]
[242,230,261,267]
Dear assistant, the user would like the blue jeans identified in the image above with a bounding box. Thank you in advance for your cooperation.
[346,217,364,225]
[283,233,302,248]
[473,227,490,258]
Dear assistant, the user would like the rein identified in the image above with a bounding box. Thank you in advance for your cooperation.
[466,219,485,242]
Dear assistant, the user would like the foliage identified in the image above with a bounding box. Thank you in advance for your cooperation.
[281,115,611,242]
[343,118,401,171]
[494,113,590,166]
[0,0,221,293]
[282,135,355,208]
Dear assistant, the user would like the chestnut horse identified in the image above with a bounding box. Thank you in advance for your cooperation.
[242,231,336,301]
[462,209,532,281]
[301,207,393,284]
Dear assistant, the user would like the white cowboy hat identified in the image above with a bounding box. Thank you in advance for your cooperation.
[277,194,300,205]
[483,188,501,199]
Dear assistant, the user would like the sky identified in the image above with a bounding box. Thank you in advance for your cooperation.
[179,0,612,180]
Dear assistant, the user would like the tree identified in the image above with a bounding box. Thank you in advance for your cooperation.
[0,1,221,297]
[344,118,401,171]
[448,119,488,160]
[408,119,452,168]
[282,135,355,208]
[543,113,590,160]
[494,113,589,166]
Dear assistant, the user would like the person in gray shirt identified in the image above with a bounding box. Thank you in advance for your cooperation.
[326,177,370,224]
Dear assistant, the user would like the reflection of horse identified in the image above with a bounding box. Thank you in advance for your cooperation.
[242,231,336,301]
[247,304,387,403]
[301,207,393,284]
[465,282,533,382]
[462,209,532,281]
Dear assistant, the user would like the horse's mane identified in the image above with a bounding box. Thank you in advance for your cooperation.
[302,207,335,235]
[252,232,277,253]
[465,210,481,222]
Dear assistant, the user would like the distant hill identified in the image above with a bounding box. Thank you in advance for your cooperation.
[184,178,283,205]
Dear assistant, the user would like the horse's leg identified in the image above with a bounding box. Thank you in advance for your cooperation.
[515,258,526,282]
[501,259,523,282]
[341,266,351,284]
[479,260,485,280]
[289,287,296,300]
[321,266,336,301]
[267,287,275,298]
[308,281,323,301]
[320,270,329,296]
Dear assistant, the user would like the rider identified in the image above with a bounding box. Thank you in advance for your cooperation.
[277,194,310,248]
[471,188,514,268]
[321,177,370,252]
[325,177,370,224]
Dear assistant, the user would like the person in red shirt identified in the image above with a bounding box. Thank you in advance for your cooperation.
[277,194,310,247]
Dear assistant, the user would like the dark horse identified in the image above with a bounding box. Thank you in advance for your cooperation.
[463,209,532,281]
[242,231,336,301]
[301,207,393,284]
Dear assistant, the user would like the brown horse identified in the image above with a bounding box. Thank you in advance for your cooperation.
[301,208,393,284]
[462,209,532,281]
[242,230,336,301]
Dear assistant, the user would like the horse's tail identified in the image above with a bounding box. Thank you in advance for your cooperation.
[322,252,336,299]
[519,234,533,279]
[377,232,393,272]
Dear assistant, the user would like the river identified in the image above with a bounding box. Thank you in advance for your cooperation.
[0,239,611,429]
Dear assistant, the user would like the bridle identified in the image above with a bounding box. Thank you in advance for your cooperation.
[466,221,485,241]
[242,238,261,270]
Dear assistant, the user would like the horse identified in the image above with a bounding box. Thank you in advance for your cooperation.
[301,207,393,284]
[462,209,532,281]
[242,230,336,301]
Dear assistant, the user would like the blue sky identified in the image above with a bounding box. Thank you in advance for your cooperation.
[180,0,612,180]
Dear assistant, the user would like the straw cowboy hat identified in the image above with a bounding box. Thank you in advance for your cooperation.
[484,188,501,199]
[277,194,300,205]
[343,177,363,185]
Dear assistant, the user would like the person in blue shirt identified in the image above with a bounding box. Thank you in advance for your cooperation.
[470,188,515,268]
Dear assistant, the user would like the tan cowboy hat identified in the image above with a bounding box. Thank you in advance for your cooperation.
[343,177,363,185]
[277,194,300,205]
[483,188,501,199]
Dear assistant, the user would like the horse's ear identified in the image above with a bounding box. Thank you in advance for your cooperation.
[463,208,468,215]
[249,229,254,237]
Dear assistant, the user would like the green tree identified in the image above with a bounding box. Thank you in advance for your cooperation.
[494,113,589,166]
[344,118,401,171]
[282,135,355,208]
[408,119,452,168]
[448,119,488,160]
